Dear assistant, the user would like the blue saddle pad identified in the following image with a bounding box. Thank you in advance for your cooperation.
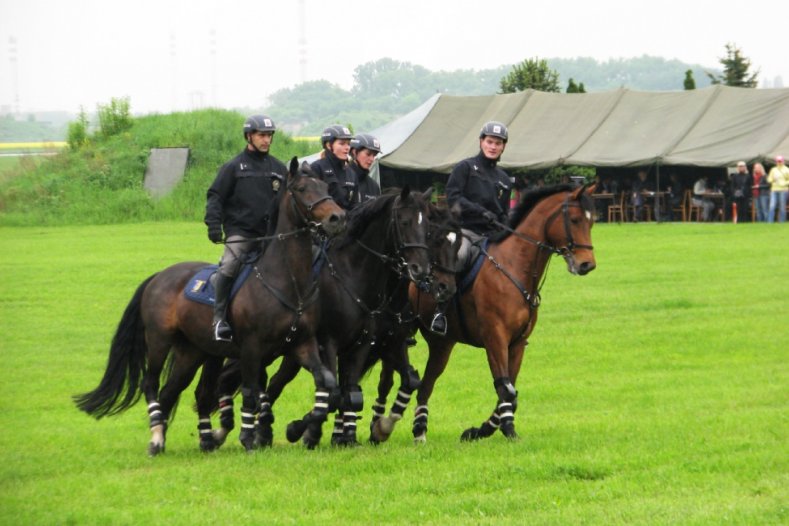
[183,264,253,306]
[457,238,488,294]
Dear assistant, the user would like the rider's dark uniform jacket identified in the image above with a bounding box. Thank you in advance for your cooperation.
[350,161,381,203]
[204,148,287,238]
[446,151,511,234]
[310,150,358,210]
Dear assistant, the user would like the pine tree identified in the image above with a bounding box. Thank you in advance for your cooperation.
[500,58,561,93]
[706,43,759,87]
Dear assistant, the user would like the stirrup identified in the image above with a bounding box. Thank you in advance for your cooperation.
[213,320,233,342]
[429,313,447,336]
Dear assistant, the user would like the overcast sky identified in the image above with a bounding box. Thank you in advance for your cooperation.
[1,0,787,115]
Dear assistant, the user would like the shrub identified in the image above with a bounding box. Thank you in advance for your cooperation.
[96,97,133,139]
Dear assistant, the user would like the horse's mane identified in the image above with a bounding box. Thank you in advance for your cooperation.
[488,184,574,243]
[428,202,460,231]
[335,191,398,248]
[265,179,289,236]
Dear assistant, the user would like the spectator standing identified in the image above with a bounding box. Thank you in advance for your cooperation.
[730,161,752,223]
[767,155,789,223]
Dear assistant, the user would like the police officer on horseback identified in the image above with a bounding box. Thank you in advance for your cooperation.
[429,120,512,334]
[349,133,382,202]
[310,124,358,210]
[204,115,287,342]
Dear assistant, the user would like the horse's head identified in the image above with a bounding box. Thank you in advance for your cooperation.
[392,185,432,283]
[285,158,346,237]
[542,184,597,275]
[426,203,462,303]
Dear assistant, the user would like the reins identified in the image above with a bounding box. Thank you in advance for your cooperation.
[480,191,593,309]
[249,181,334,343]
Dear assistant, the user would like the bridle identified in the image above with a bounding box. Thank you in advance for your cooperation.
[356,195,430,279]
[481,189,594,310]
[286,178,335,236]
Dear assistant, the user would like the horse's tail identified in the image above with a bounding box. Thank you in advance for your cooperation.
[73,273,157,418]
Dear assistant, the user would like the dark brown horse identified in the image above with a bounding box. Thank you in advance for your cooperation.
[408,184,597,442]
[74,158,346,454]
[204,187,435,448]
[367,204,462,443]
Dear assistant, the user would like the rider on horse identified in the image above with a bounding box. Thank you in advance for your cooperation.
[349,133,383,203]
[310,125,358,210]
[429,120,512,334]
[204,115,288,342]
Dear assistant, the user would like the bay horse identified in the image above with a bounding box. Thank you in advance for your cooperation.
[201,187,434,448]
[367,204,462,443]
[408,183,597,443]
[73,158,346,454]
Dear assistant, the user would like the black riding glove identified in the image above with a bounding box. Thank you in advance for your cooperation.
[208,225,223,243]
[482,210,498,225]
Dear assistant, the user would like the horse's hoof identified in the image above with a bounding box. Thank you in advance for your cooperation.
[239,429,258,451]
[371,418,393,443]
[460,427,481,441]
[212,428,229,447]
[500,422,519,440]
[413,432,427,444]
[286,420,307,443]
[254,426,274,448]
[148,442,165,456]
[199,437,217,452]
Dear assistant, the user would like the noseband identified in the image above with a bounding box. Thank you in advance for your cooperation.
[543,193,595,256]
[287,180,335,234]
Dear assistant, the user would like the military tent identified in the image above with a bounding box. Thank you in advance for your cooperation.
[362,85,789,189]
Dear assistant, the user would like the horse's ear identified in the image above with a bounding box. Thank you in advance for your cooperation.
[288,157,299,179]
[422,187,434,201]
[400,185,411,201]
[585,183,597,195]
[573,183,593,200]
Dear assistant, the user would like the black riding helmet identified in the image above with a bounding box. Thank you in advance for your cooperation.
[243,115,276,140]
[479,121,508,143]
[321,124,354,147]
[350,133,382,154]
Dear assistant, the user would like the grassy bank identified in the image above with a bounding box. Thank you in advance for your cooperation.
[0,110,321,226]
[0,222,786,524]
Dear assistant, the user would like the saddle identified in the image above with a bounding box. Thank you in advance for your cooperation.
[456,230,488,294]
[183,249,261,306]
[183,264,253,306]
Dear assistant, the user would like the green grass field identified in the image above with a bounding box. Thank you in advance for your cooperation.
[0,222,786,525]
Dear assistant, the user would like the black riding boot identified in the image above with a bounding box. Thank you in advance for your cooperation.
[212,273,234,342]
[429,302,448,335]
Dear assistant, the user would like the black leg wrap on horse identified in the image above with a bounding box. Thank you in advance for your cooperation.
[461,409,500,441]
[493,377,517,402]
[218,395,235,431]
[391,388,412,418]
[328,387,342,413]
[412,404,429,437]
[404,365,422,392]
[371,399,386,424]
[497,400,517,438]
[147,401,165,429]
[343,385,364,412]
[257,392,274,425]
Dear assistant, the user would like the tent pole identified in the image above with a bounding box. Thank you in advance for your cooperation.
[655,162,661,223]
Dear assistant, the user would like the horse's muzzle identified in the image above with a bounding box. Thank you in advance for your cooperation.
[321,212,347,237]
